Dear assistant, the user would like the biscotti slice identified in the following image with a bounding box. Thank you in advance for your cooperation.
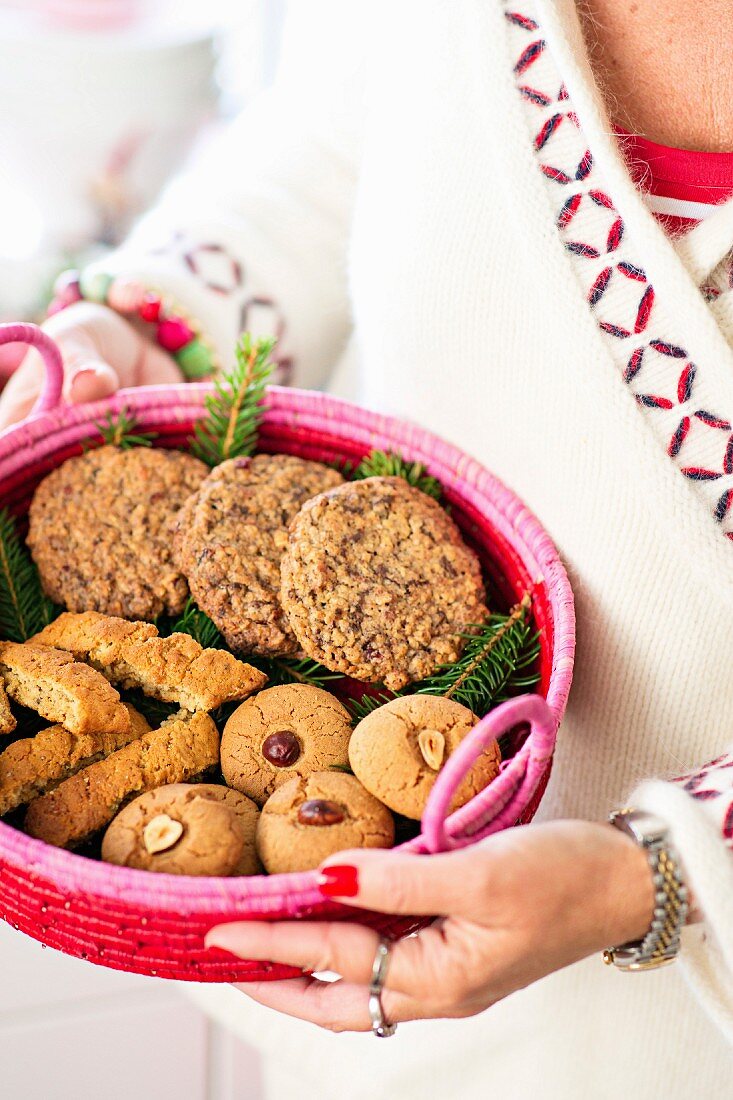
[0,642,131,738]
[0,681,16,735]
[0,704,150,817]
[33,612,266,711]
[25,710,220,848]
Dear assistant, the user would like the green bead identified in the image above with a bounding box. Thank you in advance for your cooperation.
[176,338,214,379]
[79,269,113,303]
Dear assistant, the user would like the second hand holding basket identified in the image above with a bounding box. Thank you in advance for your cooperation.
[0,323,574,982]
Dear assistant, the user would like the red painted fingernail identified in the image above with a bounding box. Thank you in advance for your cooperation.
[317,865,359,897]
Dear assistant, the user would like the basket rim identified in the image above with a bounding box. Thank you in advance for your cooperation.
[0,382,575,913]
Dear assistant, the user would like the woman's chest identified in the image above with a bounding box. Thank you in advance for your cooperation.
[345,1,733,774]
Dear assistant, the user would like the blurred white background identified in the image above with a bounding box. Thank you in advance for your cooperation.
[0,4,290,1096]
[0,0,287,318]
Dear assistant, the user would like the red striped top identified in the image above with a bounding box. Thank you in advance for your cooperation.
[616,127,733,236]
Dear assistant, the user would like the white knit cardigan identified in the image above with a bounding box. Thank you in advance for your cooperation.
[91,2,733,1095]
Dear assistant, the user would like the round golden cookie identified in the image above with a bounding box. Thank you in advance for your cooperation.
[28,445,207,620]
[280,477,487,691]
[174,454,343,656]
[348,695,500,820]
[256,771,394,874]
[220,684,352,806]
[101,783,260,876]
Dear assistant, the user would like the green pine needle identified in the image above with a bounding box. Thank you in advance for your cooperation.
[163,599,338,691]
[352,450,443,500]
[121,691,179,728]
[347,691,398,723]
[95,408,156,450]
[348,593,539,721]
[251,655,343,691]
[166,599,225,649]
[192,333,275,467]
[0,509,58,642]
[413,593,539,714]
[329,763,355,775]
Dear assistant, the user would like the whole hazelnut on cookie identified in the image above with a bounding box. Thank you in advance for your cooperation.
[101,783,260,876]
[220,684,352,806]
[349,695,501,820]
[256,771,394,874]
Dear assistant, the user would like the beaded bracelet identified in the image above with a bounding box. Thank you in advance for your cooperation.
[47,268,220,380]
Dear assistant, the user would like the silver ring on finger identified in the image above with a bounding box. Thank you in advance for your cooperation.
[369,937,397,1038]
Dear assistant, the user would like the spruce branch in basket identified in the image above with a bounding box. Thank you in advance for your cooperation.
[192,333,276,467]
[94,408,157,450]
[347,593,539,721]
[167,599,339,691]
[351,450,443,500]
[0,509,58,642]
[165,598,225,649]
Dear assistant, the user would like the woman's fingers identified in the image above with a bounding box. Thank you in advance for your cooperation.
[59,330,120,403]
[206,918,469,1008]
[207,919,383,985]
[316,845,491,917]
[235,974,423,1032]
[0,300,184,429]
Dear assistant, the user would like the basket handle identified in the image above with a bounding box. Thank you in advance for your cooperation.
[420,693,557,854]
[0,322,64,417]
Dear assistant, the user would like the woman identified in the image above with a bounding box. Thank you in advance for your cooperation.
[2,2,732,1095]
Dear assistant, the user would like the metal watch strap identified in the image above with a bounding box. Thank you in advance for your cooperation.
[603,809,689,971]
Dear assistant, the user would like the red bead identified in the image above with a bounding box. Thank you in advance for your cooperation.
[157,316,195,353]
[139,294,162,323]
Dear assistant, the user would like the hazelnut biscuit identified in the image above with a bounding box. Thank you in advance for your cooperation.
[349,695,500,820]
[280,477,487,691]
[27,445,207,620]
[0,642,130,737]
[33,611,266,711]
[175,454,343,656]
[25,711,220,848]
[102,783,260,876]
[256,771,394,874]
[0,681,15,735]
[0,704,150,817]
[220,684,352,805]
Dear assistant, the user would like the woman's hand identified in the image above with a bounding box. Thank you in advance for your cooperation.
[205,820,655,1032]
[0,301,182,430]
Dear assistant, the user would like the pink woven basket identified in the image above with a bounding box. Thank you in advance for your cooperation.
[0,325,575,982]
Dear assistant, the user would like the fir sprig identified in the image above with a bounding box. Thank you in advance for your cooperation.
[192,333,275,467]
[0,509,58,642]
[347,593,539,721]
[347,691,397,723]
[166,599,225,649]
[95,408,156,450]
[162,599,339,690]
[413,593,538,714]
[252,655,343,691]
[352,450,442,501]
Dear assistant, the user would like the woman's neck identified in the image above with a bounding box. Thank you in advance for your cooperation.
[577,0,733,152]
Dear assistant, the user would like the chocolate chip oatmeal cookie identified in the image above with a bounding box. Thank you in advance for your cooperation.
[280,477,487,691]
[175,454,343,656]
[28,445,207,620]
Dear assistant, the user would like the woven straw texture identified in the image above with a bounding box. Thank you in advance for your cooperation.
[0,379,575,982]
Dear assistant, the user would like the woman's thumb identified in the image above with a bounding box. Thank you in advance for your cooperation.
[61,335,119,404]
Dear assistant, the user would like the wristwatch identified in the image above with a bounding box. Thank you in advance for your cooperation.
[603,809,689,971]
